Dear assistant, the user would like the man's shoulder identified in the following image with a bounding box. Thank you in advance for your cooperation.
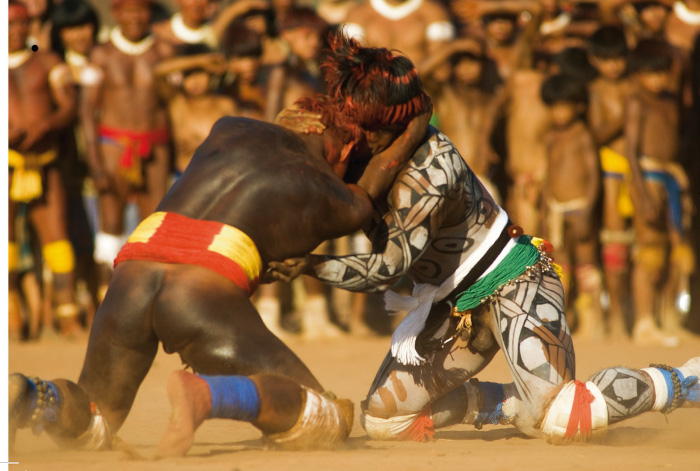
[346,1,375,22]
[404,128,467,174]
[418,0,451,21]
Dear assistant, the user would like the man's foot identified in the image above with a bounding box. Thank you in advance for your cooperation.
[8,373,31,451]
[155,370,212,458]
[632,318,679,348]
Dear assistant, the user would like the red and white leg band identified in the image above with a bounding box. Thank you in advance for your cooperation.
[541,380,608,442]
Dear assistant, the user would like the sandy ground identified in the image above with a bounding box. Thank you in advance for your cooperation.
[8,331,700,471]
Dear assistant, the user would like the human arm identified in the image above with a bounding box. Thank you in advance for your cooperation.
[79,49,111,192]
[154,52,227,78]
[569,129,601,241]
[624,95,660,222]
[356,104,433,202]
[212,0,270,43]
[20,56,77,151]
[419,38,482,78]
[270,138,453,292]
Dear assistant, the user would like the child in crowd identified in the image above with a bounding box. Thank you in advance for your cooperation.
[625,39,694,346]
[155,44,236,176]
[587,25,635,339]
[541,74,604,339]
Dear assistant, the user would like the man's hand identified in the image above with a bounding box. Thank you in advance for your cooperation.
[266,257,309,283]
[274,108,326,134]
[90,168,115,193]
[18,120,51,152]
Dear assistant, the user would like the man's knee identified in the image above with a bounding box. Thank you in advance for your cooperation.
[540,380,608,443]
[361,408,435,442]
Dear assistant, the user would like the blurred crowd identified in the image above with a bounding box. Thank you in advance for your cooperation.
[8,0,700,346]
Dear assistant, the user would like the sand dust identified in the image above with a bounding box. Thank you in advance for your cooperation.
[8,333,700,470]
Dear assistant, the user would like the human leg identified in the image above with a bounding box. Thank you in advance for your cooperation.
[9,263,162,449]
[152,267,351,455]
[29,167,81,337]
[360,303,501,441]
[600,176,633,339]
[94,143,130,300]
[572,238,605,341]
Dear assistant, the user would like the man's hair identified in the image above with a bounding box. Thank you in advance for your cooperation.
[320,32,430,129]
[589,25,628,59]
[628,39,672,73]
[633,1,670,13]
[482,12,518,24]
[221,26,263,58]
[174,43,215,76]
[278,7,328,32]
[50,0,100,58]
[541,74,589,106]
[554,47,598,83]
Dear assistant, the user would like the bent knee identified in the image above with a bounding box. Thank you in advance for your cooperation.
[540,380,608,443]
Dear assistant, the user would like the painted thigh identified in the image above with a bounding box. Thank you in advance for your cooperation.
[363,311,500,418]
[489,266,575,420]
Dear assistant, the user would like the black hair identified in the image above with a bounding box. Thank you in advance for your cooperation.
[278,6,328,32]
[589,25,628,59]
[633,1,670,13]
[221,25,263,58]
[554,46,598,83]
[175,42,214,57]
[449,50,483,66]
[541,73,589,106]
[628,38,672,73]
[482,12,518,24]
[174,42,215,76]
[50,0,100,59]
[151,1,172,24]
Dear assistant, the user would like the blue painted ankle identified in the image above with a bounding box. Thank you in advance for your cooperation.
[199,375,261,421]
[475,382,506,428]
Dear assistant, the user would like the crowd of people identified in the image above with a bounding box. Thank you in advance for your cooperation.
[8,0,700,348]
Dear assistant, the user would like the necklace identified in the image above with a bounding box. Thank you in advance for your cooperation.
[171,13,215,45]
[8,49,31,69]
[674,1,700,25]
[370,0,423,21]
[110,26,155,56]
[65,49,87,67]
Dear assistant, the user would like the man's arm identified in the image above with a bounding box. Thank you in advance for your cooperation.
[624,95,659,222]
[300,146,451,293]
[80,48,109,191]
[20,55,77,152]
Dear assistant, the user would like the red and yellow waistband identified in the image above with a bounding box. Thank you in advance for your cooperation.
[114,212,263,296]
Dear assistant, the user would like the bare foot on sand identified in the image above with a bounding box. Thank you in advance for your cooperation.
[155,370,212,458]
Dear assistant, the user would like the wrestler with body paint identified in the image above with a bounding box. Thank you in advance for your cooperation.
[270,34,700,444]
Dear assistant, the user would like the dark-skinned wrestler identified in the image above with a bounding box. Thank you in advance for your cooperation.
[8,47,433,454]
[270,34,700,444]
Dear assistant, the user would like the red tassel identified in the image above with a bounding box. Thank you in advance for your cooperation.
[565,380,595,439]
[397,408,435,442]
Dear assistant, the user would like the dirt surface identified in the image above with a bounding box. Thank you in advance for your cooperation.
[8,332,700,471]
